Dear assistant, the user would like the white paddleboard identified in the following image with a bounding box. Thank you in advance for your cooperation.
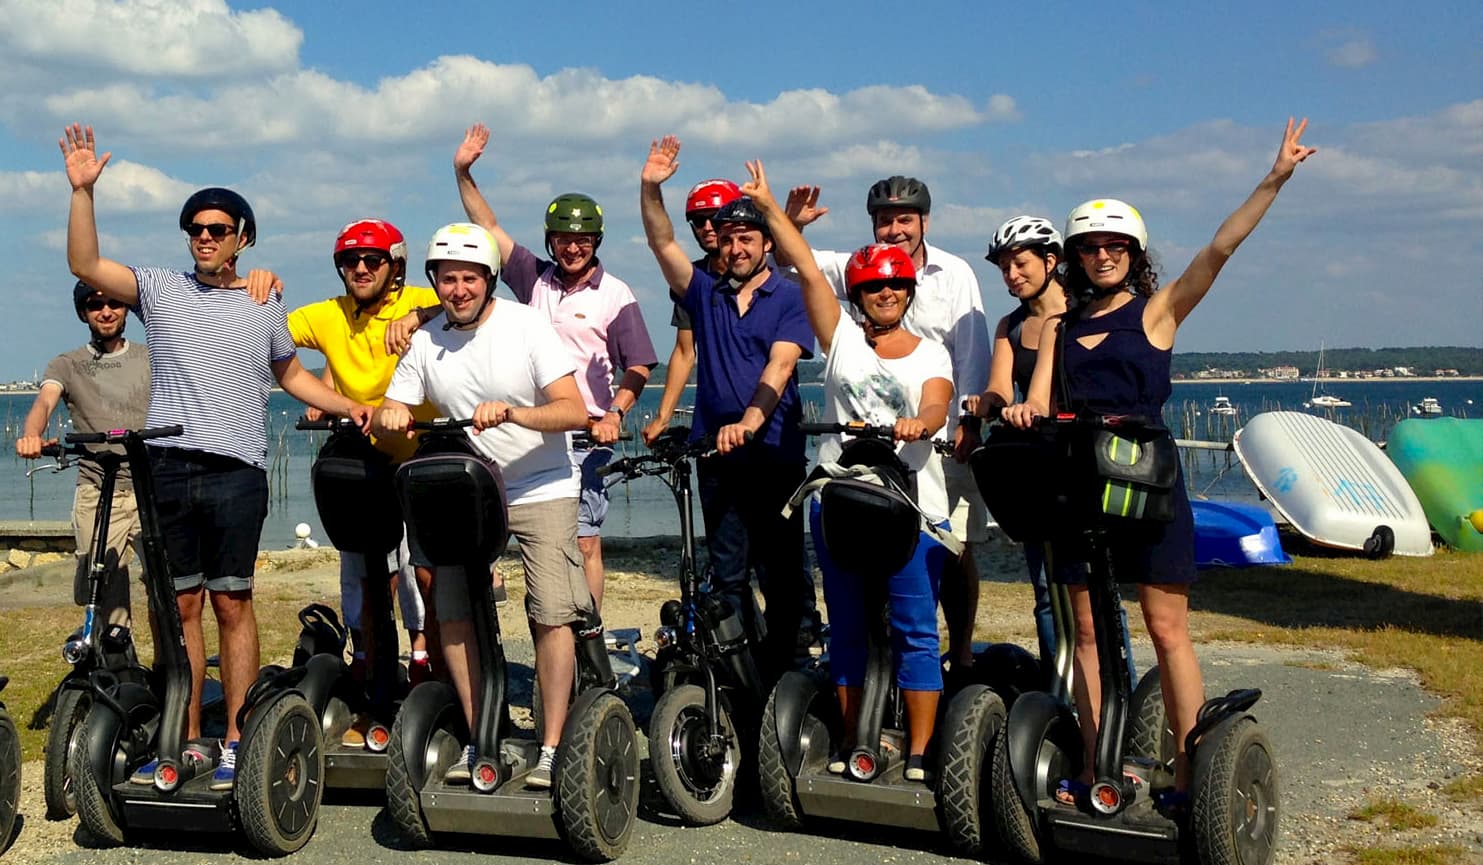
[1232,411,1433,557]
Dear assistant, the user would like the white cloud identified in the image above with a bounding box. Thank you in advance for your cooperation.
[0,0,300,78]
[0,161,195,214]
[1327,37,1377,69]
[985,94,1022,122]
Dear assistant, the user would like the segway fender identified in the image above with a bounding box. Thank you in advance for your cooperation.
[80,682,155,787]
[560,685,615,738]
[1188,710,1254,793]
[239,686,300,747]
[392,682,461,791]
[296,653,346,715]
[1005,691,1077,812]
[771,672,820,776]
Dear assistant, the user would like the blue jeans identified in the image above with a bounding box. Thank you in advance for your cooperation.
[149,447,267,593]
[697,450,814,683]
[811,502,949,692]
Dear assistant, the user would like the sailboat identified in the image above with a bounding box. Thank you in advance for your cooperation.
[1305,342,1351,409]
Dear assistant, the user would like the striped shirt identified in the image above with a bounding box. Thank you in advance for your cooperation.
[131,267,296,468]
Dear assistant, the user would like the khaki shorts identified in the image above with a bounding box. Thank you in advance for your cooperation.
[71,481,142,627]
[944,458,992,545]
[433,497,592,628]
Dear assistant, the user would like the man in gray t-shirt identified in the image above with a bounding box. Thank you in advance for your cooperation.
[16,282,151,628]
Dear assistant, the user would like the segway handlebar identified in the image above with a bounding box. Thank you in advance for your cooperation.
[799,420,954,456]
[295,416,362,432]
[57,424,184,449]
[572,430,632,450]
[407,417,476,431]
[595,426,723,479]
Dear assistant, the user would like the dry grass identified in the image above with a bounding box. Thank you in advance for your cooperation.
[1343,845,1471,865]
[1441,773,1483,803]
[1348,798,1441,832]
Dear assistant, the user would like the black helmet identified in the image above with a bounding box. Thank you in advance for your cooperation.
[73,280,100,322]
[711,197,770,237]
[178,187,256,250]
[866,176,931,216]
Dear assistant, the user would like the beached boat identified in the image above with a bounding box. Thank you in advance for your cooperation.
[1232,411,1433,557]
[1191,499,1290,567]
[1386,417,1483,552]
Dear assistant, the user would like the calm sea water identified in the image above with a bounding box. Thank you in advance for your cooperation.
[3,379,1478,548]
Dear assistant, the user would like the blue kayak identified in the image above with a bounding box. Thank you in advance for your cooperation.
[1191,499,1292,568]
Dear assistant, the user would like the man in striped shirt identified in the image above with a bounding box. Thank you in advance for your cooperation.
[61,123,373,791]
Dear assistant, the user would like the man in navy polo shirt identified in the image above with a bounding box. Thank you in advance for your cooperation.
[640,135,815,683]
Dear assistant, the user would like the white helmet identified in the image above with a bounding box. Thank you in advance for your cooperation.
[986,216,1062,264]
[1064,199,1148,252]
[423,222,501,285]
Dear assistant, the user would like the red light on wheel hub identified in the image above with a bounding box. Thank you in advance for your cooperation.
[478,764,497,784]
[852,754,875,776]
[159,765,177,785]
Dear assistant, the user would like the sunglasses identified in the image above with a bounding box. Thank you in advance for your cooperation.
[858,281,909,295]
[185,222,237,240]
[336,252,389,271]
[687,213,717,229]
[551,234,595,250]
[1078,240,1130,257]
[84,298,127,312]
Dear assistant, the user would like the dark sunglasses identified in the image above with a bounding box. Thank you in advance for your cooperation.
[1078,240,1130,257]
[84,298,127,312]
[687,212,717,229]
[858,281,909,295]
[336,252,389,270]
[185,222,237,240]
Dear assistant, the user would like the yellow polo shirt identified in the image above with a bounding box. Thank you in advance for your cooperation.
[288,285,441,464]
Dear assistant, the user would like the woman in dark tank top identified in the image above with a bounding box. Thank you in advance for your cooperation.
[1003,119,1317,805]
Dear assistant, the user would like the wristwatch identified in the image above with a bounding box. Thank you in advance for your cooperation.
[608,404,627,420]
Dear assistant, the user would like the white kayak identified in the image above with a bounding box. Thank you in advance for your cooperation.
[1232,411,1434,557]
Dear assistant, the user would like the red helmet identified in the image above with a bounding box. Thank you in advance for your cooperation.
[845,244,916,291]
[685,179,742,217]
[334,219,407,263]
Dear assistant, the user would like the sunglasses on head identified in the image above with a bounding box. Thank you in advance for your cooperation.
[84,298,127,312]
[185,222,237,240]
[336,252,389,270]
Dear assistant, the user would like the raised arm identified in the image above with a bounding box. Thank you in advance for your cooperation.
[639,136,695,295]
[1156,117,1317,327]
[771,184,831,268]
[741,161,841,352]
[452,123,517,266]
[61,124,139,305]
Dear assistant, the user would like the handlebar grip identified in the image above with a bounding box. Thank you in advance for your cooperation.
[294,416,360,432]
[409,417,476,431]
[64,424,184,445]
[594,460,625,478]
[39,444,63,458]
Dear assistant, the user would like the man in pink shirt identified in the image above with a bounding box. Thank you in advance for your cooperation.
[454,124,657,609]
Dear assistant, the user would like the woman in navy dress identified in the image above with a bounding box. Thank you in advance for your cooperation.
[1005,118,1316,806]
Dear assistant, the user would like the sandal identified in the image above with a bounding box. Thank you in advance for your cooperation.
[1152,788,1191,820]
[1054,778,1090,806]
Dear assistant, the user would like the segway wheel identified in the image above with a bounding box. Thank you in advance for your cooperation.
[0,706,20,851]
[44,686,91,819]
[237,694,325,856]
[756,683,805,829]
[557,692,639,862]
[70,702,129,846]
[1127,666,1176,769]
[649,684,738,825]
[988,696,1082,865]
[1191,717,1279,865]
[385,682,464,849]
[939,684,1007,858]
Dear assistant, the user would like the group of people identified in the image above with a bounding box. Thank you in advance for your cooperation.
[19,117,1314,802]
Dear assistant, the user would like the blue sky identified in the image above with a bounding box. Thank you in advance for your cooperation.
[1,0,1479,380]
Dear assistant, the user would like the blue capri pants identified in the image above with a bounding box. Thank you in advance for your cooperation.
[810,501,950,692]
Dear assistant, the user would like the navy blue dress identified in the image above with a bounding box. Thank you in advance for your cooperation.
[1058,294,1196,585]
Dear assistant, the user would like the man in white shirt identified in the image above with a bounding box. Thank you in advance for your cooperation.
[784,177,991,679]
[374,222,590,791]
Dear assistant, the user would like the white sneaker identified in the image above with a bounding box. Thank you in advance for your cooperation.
[526,745,557,789]
[444,744,476,785]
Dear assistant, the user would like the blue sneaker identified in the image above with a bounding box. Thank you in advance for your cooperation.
[128,740,212,785]
[129,757,161,785]
[209,741,238,791]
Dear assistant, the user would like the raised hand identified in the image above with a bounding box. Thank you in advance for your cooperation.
[642,136,681,185]
[454,123,490,173]
[784,185,830,228]
[739,160,776,209]
[1272,117,1317,181]
[59,124,111,191]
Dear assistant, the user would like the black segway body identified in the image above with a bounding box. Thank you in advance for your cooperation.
[0,676,21,853]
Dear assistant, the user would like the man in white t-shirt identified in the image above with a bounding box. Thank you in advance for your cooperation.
[783,178,991,680]
[374,223,590,791]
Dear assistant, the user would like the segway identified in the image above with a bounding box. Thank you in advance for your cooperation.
[0,676,20,853]
[67,426,325,856]
[31,438,227,821]
[984,413,1278,865]
[386,418,639,861]
[597,425,764,825]
[289,417,406,789]
[758,422,1007,858]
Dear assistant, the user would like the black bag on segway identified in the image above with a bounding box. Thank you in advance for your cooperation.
[801,437,924,581]
[969,423,1061,543]
[311,428,402,554]
[395,432,510,567]
[1079,426,1178,523]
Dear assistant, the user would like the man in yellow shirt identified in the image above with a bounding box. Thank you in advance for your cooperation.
[287,218,440,745]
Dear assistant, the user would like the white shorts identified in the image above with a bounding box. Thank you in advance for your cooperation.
[944,458,991,545]
[339,528,427,633]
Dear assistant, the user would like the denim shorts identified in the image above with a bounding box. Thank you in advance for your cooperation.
[149,446,268,593]
[572,447,612,538]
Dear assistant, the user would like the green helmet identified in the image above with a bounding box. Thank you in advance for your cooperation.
[544,193,603,235]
